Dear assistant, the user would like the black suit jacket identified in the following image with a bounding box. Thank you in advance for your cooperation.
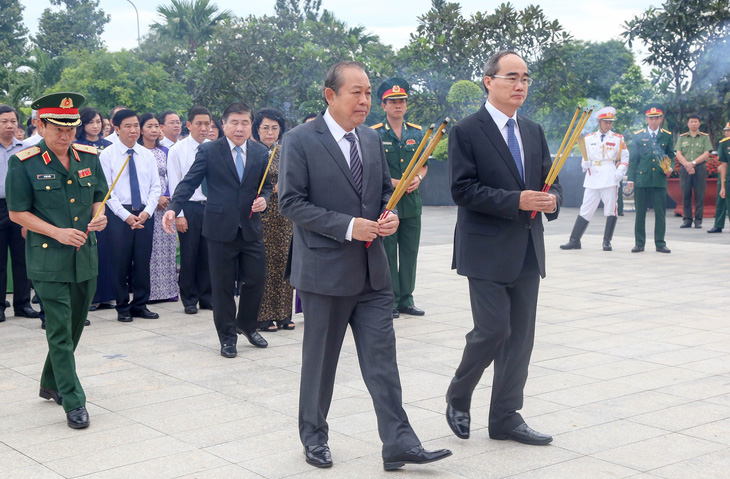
[449,105,562,282]
[168,137,272,243]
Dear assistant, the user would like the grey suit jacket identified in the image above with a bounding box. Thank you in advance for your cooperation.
[279,114,393,296]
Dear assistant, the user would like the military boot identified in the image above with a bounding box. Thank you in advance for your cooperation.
[560,216,589,250]
[603,216,617,251]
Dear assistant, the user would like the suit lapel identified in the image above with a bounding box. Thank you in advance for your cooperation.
[315,116,360,195]
[240,140,259,188]
[517,115,533,187]
[218,137,239,181]
[479,107,525,188]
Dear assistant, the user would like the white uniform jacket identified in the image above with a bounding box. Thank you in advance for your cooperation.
[582,130,629,189]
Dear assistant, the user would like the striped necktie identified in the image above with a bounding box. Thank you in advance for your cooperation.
[344,132,363,194]
[507,119,524,181]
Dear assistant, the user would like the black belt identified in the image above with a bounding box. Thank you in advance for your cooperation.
[122,204,146,212]
[186,200,207,205]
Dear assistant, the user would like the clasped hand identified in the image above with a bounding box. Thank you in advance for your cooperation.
[352,213,399,241]
[518,190,556,213]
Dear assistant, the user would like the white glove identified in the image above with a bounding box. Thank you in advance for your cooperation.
[614,170,625,183]
[582,160,590,172]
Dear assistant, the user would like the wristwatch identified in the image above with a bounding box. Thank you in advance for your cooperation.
[692,160,696,166]
[416,174,423,181]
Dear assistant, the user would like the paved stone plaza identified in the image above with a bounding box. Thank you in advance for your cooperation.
[1,206,729,478]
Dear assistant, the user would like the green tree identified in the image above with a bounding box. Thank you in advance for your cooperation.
[151,0,232,51]
[447,80,483,122]
[623,0,730,132]
[0,0,28,101]
[34,0,110,58]
[608,65,658,137]
[9,48,69,106]
[49,50,191,115]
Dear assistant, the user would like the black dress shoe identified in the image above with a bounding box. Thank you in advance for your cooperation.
[490,423,552,445]
[117,312,133,322]
[446,404,470,439]
[694,221,703,228]
[0,310,4,322]
[237,328,268,348]
[40,318,45,329]
[656,246,671,253]
[4,300,9,307]
[32,293,40,304]
[398,305,425,316]
[88,303,99,311]
[15,306,40,318]
[131,307,159,319]
[680,221,692,228]
[39,387,63,405]
[66,406,90,429]
[220,344,237,358]
[304,444,332,468]
[184,305,198,314]
[84,319,90,326]
[392,308,400,319]
[383,445,452,470]
[631,245,644,253]
[707,227,723,233]
[199,303,213,310]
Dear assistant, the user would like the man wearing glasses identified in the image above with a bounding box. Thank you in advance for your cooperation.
[446,50,561,446]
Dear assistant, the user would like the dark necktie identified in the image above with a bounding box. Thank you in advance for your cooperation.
[344,132,363,194]
[126,149,142,210]
[507,119,524,181]
[600,134,605,142]
[234,146,244,181]
[651,131,657,142]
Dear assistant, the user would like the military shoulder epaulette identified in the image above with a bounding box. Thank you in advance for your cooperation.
[370,123,383,129]
[406,122,422,130]
[720,137,730,143]
[586,131,598,136]
[634,129,645,134]
[72,143,98,155]
[16,146,41,161]
[614,133,624,138]
[700,132,709,136]
[661,129,671,134]
[680,132,689,137]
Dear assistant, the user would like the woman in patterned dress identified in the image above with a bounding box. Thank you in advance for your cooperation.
[253,109,294,332]
[138,113,179,302]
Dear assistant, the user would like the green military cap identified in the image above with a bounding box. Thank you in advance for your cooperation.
[377,78,410,102]
[31,92,85,127]
[644,103,665,117]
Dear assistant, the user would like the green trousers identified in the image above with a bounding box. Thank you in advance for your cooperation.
[634,187,667,248]
[384,215,421,309]
[713,179,728,229]
[35,278,96,412]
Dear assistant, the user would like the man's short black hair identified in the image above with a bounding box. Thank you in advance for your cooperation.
[0,104,19,123]
[221,102,253,122]
[113,109,138,127]
[187,106,211,123]
[158,110,180,125]
[687,113,701,121]
[302,112,318,123]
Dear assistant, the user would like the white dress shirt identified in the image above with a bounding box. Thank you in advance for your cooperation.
[485,100,525,171]
[167,136,208,217]
[105,131,118,142]
[226,137,247,169]
[323,109,363,241]
[160,136,176,149]
[99,139,162,221]
[1,137,25,199]
[21,133,42,148]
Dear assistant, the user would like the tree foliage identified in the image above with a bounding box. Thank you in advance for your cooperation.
[151,0,232,52]
[34,0,110,58]
[0,0,28,101]
[608,65,658,137]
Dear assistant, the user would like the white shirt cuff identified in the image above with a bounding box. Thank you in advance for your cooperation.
[345,218,355,241]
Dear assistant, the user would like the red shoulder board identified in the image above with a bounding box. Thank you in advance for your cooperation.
[42,151,52,165]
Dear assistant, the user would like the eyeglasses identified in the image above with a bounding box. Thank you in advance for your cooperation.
[491,75,533,86]
[259,126,280,132]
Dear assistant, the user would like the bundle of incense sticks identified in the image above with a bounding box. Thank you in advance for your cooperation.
[530,107,593,219]
[365,117,450,248]
[249,144,278,218]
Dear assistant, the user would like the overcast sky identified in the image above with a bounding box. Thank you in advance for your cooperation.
[20,0,657,60]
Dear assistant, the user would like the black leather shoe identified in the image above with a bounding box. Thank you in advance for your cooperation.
[40,318,45,329]
[707,227,723,233]
[237,328,268,348]
[88,303,99,311]
[398,305,425,316]
[446,404,470,439]
[680,221,692,228]
[131,307,159,319]
[631,245,644,253]
[490,423,552,445]
[66,406,90,429]
[656,246,671,253]
[117,312,133,322]
[304,444,332,468]
[3,300,9,307]
[383,445,452,470]
[184,305,198,314]
[199,303,213,310]
[15,306,40,318]
[220,344,237,358]
[694,221,703,228]
[392,308,400,318]
[32,293,40,304]
[39,387,63,405]
[602,240,612,251]
[0,310,4,322]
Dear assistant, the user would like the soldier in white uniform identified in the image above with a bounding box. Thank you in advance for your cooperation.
[561,107,629,251]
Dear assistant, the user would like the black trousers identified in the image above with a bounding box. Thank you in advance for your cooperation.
[447,243,540,434]
[0,199,31,311]
[680,163,707,221]
[298,281,420,457]
[178,201,212,308]
[207,230,266,346]
[106,206,153,313]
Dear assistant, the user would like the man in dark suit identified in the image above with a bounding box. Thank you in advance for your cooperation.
[446,50,562,446]
[279,61,451,471]
[163,102,271,358]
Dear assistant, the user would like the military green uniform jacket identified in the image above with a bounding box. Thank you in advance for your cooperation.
[372,119,427,219]
[719,137,730,183]
[675,131,712,161]
[627,128,675,188]
[5,140,108,283]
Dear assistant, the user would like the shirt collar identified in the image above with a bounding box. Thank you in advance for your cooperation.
[226,137,245,154]
[648,128,659,135]
[2,137,23,151]
[324,108,357,142]
[115,139,141,155]
[485,99,518,130]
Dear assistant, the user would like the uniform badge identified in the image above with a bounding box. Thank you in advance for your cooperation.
[406,139,416,145]
[606,142,615,147]
[36,174,56,180]
[78,168,92,178]
[42,151,52,165]
[60,97,74,108]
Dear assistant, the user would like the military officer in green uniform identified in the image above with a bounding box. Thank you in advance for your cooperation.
[627,104,675,253]
[675,114,713,228]
[718,122,730,228]
[6,92,108,429]
[372,78,428,318]
[707,122,730,233]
